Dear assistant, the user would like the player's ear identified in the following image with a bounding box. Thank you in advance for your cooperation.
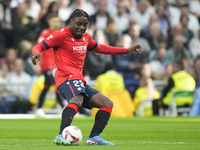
[70,19,73,25]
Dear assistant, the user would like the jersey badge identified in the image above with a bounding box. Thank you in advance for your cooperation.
[83,37,86,42]
[71,38,74,42]
[77,87,82,91]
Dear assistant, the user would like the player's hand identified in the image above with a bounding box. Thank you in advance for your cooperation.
[31,53,40,65]
[127,44,142,54]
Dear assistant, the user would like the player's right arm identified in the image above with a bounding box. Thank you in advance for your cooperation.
[31,29,65,65]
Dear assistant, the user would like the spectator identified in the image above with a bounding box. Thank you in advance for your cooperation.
[113,34,143,80]
[159,63,173,82]
[149,47,171,80]
[153,61,196,115]
[67,0,96,17]
[92,63,134,117]
[90,0,110,30]
[86,22,96,37]
[189,0,200,23]
[180,3,200,37]
[0,0,12,29]
[130,0,155,30]
[8,63,42,114]
[167,34,192,64]
[180,15,194,48]
[37,0,50,21]
[133,64,160,116]
[194,56,200,88]
[104,18,119,46]
[38,2,58,33]
[167,24,182,49]
[12,3,38,46]
[123,17,137,35]
[146,22,163,50]
[113,0,129,34]
[0,0,15,48]
[128,24,151,52]
[83,30,113,81]
[181,55,191,72]
[25,0,41,21]
[5,58,31,100]
[156,4,171,37]
[149,37,168,61]
[57,0,70,22]
[4,48,18,75]
[188,29,200,59]
[188,65,196,80]
[173,0,184,10]
[17,40,35,76]
[140,13,158,39]
[163,0,181,28]
[0,66,6,92]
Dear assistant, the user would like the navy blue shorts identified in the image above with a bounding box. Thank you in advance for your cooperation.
[57,79,99,109]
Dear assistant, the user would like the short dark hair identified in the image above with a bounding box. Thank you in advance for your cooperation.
[107,18,115,26]
[158,37,167,44]
[180,15,189,22]
[70,9,90,21]
[173,61,183,70]
[47,12,59,21]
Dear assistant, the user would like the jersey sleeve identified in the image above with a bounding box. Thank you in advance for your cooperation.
[87,34,98,51]
[43,29,65,49]
[37,32,46,43]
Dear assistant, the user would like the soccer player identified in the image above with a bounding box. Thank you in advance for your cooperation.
[31,9,142,146]
[35,13,64,117]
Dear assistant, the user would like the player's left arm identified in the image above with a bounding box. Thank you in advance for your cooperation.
[94,43,142,55]
[87,37,142,55]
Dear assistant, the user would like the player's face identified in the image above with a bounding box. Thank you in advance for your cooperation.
[49,17,61,32]
[70,17,88,39]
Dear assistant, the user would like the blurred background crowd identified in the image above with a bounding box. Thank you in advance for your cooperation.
[0,0,200,117]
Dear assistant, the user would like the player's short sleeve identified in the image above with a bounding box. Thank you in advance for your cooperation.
[87,34,98,51]
[43,29,65,49]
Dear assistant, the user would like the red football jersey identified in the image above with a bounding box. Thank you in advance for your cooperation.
[37,28,56,71]
[42,27,97,88]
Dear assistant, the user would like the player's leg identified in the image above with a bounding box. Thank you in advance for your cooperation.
[59,94,83,134]
[53,79,85,146]
[36,71,54,117]
[37,71,51,108]
[89,93,113,137]
[53,94,83,146]
[55,89,64,108]
[82,86,114,145]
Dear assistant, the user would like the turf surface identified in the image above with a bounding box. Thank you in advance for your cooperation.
[0,117,200,150]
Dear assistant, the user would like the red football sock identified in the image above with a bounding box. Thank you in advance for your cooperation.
[89,106,112,138]
[59,103,79,134]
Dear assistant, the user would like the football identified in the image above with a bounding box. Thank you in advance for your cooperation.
[62,126,83,146]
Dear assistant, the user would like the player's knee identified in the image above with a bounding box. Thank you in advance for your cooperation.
[76,99,83,107]
[69,94,84,107]
[106,98,113,108]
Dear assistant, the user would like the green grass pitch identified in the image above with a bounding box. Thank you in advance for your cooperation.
[0,117,200,150]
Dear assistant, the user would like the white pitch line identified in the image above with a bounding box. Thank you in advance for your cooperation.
[1,144,50,147]
[112,141,200,145]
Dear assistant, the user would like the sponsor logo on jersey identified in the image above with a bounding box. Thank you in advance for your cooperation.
[73,46,87,53]
[83,37,86,42]
[46,34,53,40]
